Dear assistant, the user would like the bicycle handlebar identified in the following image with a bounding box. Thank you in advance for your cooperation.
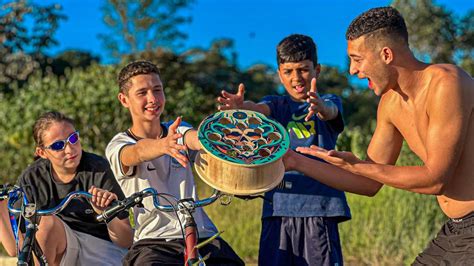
[97,187,222,222]
[4,186,92,216]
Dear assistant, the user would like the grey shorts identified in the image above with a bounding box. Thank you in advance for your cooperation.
[60,220,128,266]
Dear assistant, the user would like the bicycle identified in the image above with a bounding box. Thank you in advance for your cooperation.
[96,187,224,266]
[1,184,92,266]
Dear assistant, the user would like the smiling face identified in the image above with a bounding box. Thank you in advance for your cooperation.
[36,121,82,174]
[347,36,393,96]
[118,73,165,124]
[278,60,320,101]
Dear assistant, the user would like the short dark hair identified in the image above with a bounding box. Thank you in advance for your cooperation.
[117,60,161,94]
[346,7,408,45]
[277,34,318,66]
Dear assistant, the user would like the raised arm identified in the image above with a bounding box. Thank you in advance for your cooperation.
[356,68,472,194]
[217,83,271,116]
[286,149,382,196]
[294,90,404,196]
[302,67,473,195]
[120,117,190,169]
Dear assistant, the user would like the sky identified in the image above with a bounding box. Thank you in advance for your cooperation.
[42,0,472,73]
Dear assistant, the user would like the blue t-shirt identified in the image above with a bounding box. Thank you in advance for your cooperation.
[260,94,351,220]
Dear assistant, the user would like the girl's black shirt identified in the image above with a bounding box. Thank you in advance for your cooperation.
[16,151,128,242]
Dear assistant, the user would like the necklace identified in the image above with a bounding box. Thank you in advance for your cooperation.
[128,125,165,140]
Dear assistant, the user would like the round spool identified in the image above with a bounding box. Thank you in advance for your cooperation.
[195,110,290,195]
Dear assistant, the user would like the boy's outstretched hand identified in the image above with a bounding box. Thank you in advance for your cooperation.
[162,116,189,168]
[217,83,245,110]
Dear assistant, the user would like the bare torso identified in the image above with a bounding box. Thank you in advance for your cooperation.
[385,64,474,218]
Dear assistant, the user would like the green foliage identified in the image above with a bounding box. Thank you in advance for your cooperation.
[121,39,278,105]
[0,0,65,92]
[337,122,375,159]
[0,64,127,183]
[392,0,473,74]
[100,0,194,59]
[340,188,445,265]
[457,10,474,75]
[43,50,101,77]
[163,82,214,126]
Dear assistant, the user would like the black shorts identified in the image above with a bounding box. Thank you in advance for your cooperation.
[123,237,245,266]
[412,211,474,265]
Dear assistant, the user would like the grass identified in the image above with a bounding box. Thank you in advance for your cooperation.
[197,181,262,264]
[198,180,446,265]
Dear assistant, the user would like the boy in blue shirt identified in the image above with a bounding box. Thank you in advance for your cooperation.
[217,34,351,266]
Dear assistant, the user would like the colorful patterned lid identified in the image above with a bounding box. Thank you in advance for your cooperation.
[198,110,290,166]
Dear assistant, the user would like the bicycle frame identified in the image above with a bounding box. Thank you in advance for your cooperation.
[97,187,222,266]
[2,185,92,266]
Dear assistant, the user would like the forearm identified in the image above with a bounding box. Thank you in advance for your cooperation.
[0,201,16,256]
[317,100,339,121]
[290,153,382,196]
[184,130,201,151]
[352,163,445,194]
[121,139,165,167]
[107,217,133,248]
[242,101,271,116]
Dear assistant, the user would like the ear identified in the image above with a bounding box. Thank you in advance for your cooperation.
[35,147,48,159]
[118,92,130,108]
[380,47,394,64]
[277,67,284,83]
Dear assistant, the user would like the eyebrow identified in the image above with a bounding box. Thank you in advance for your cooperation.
[348,54,362,58]
[282,65,310,70]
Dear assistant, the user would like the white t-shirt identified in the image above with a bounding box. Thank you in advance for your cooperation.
[106,122,218,241]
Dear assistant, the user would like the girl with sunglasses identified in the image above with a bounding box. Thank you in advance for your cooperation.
[0,111,133,265]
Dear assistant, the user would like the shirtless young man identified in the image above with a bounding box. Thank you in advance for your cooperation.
[284,6,474,264]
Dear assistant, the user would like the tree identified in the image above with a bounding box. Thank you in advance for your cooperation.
[100,0,194,59]
[120,38,279,124]
[457,10,473,74]
[392,0,473,74]
[41,50,101,77]
[0,0,65,92]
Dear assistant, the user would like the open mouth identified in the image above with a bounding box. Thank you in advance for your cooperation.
[294,85,305,93]
[145,106,160,113]
[368,78,373,89]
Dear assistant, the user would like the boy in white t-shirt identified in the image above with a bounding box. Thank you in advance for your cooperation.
[106,60,244,265]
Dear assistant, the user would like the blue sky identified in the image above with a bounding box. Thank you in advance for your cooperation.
[44,0,472,72]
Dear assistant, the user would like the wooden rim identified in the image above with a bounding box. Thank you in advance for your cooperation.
[194,151,285,195]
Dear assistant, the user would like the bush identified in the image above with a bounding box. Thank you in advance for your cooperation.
[0,64,127,183]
